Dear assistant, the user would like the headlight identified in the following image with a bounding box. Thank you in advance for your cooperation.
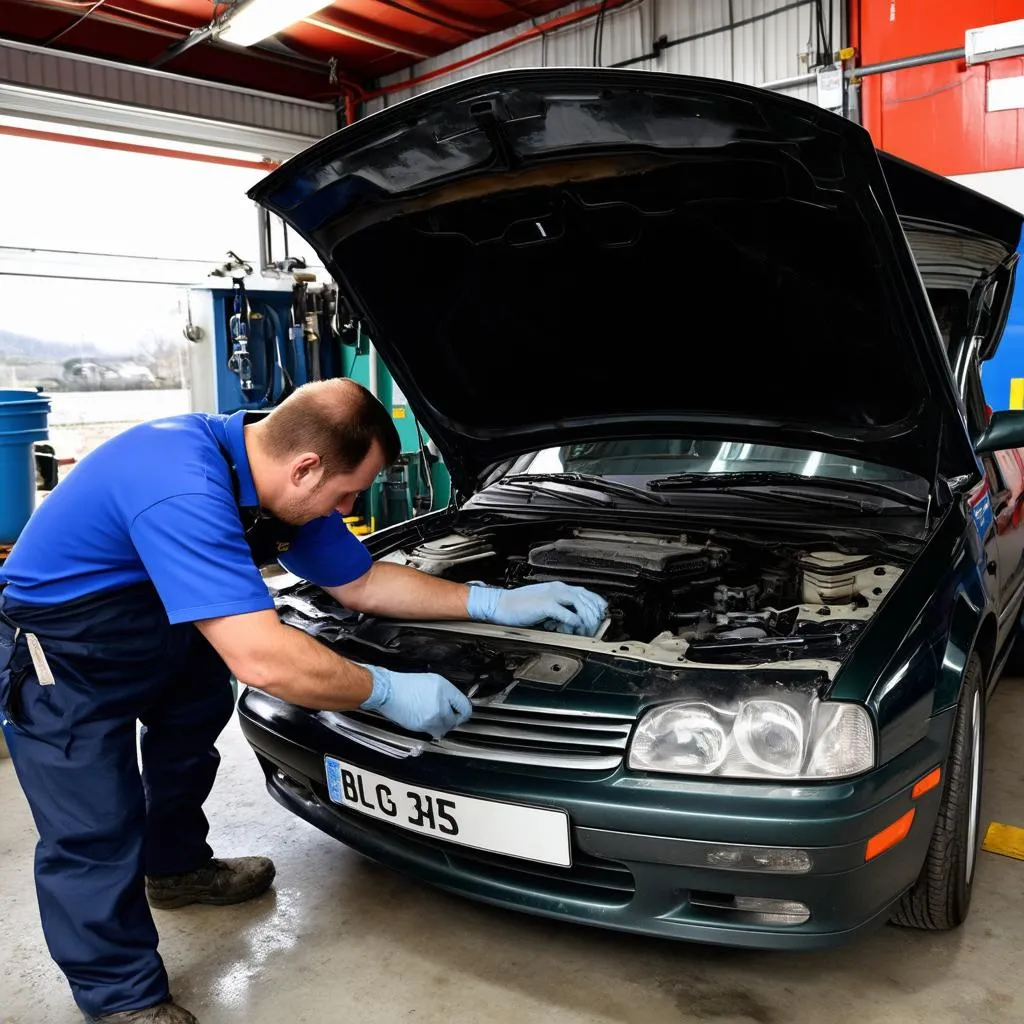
[735,700,804,775]
[628,694,874,780]
[627,703,729,774]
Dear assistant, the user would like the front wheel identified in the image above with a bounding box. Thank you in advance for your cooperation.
[891,653,985,930]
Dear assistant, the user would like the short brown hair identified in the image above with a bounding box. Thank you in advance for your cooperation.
[261,378,400,474]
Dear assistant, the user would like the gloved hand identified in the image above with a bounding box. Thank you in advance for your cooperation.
[359,664,472,739]
[467,582,608,636]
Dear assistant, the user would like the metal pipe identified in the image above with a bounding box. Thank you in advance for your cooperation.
[850,46,965,79]
[258,207,273,275]
[759,71,816,92]
[304,14,431,59]
[151,24,216,68]
[367,338,379,399]
[758,46,965,94]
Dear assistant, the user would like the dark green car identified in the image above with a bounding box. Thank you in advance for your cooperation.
[238,69,1024,947]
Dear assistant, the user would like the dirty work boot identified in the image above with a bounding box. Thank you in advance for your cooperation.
[147,856,276,910]
[90,999,198,1023]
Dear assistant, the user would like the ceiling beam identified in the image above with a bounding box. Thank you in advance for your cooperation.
[303,12,433,59]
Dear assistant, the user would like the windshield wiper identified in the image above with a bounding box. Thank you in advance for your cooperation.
[498,473,667,506]
[648,471,927,510]
[687,633,846,652]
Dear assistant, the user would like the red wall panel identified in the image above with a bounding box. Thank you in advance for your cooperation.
[853,0,1024,173]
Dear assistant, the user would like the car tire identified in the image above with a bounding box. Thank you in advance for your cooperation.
[891,653,985,930]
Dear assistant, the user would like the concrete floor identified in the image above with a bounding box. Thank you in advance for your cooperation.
[3,686,1024,1024]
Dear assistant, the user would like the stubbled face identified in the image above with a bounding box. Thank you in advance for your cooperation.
[273,441,387,525]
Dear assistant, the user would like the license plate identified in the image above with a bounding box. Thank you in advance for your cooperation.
[324,757,572,867]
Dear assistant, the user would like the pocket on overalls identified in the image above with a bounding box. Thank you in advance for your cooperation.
[0,629,66,747]
[0,624,26,726]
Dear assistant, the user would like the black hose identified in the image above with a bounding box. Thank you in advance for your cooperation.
[816,0,832,60]
[593,0,608,66]
[264,303,293,403]
[260,307,275,405]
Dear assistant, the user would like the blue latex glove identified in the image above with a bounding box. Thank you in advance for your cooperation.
[467,582,608,636]
[359,664,472,739]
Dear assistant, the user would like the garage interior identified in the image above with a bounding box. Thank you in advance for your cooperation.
[4,2,1024,1023]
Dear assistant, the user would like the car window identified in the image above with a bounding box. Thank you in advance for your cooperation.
[520,439,924,488]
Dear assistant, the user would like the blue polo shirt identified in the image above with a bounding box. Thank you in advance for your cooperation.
[0,411,372,624]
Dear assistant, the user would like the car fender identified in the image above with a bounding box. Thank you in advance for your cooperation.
[836,501,992,765]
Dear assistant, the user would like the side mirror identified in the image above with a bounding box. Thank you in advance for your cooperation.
[975,410,1024,454]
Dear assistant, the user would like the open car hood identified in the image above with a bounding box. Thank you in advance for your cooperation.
[879,152,1021,366]
[250,69,1023,497]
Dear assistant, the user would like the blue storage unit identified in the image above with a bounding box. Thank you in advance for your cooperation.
[0,388,50,544]
[981,241,1024,411]
[187,284,449,532]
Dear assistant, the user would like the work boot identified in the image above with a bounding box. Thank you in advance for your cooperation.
[90,999,198,1023]
[146,856,276,910]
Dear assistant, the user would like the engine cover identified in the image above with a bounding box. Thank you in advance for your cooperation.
[527,530,727,578]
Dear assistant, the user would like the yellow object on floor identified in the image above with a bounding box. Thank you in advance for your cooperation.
[343,515,373,537]
[982,821,1024,861]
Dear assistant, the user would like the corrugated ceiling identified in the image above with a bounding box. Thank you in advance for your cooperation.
[0,1,575,100]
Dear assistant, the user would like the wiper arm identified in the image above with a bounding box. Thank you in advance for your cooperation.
[500,473,667,506]
[489,479,607,507]
[646,476,866,511]
[649,471,926,509]
[687,633,845,651]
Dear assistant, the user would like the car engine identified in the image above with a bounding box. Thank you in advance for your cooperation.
[377,526,903,663]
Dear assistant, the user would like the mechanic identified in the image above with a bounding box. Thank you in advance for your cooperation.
[0,378,607,1024]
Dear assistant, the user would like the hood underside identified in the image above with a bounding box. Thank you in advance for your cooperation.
[250,69,1023,494]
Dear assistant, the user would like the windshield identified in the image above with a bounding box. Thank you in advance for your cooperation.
[515,440,926,493]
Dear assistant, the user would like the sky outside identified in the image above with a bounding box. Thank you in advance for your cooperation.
[0,122,321,351]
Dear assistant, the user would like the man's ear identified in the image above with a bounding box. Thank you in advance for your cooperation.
[290,452,323,487]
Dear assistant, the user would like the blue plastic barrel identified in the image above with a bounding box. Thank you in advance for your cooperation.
[0,388,50,544]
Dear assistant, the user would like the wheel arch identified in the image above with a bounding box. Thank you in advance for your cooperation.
[972,614,998,685]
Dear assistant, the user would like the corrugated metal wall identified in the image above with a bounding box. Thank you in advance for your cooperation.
[0,39,337,159]
[363,0,845,116]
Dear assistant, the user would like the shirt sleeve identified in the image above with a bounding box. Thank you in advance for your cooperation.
[130,493,275,624]
[278,512,372,588]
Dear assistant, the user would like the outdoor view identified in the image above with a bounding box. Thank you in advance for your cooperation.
[0,121,282,469]
[0,277,194,464]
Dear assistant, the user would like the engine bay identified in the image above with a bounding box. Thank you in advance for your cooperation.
[360,524,905,671]
[270,519,908,685]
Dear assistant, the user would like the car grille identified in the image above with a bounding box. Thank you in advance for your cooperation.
[317,785,636,905]
[320,702,635,771]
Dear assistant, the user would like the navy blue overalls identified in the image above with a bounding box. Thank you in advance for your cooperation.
[0,451,295,1019]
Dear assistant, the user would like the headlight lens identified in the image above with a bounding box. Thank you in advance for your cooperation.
[628,695,874,780]
[735,700,804,775]
[627,703,728,774]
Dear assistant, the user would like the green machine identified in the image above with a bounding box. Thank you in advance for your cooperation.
[187,280,450,537]
[340,325,451,534]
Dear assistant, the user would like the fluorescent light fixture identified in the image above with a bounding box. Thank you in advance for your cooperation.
[966,18,1024,65]
[218,0,334,47]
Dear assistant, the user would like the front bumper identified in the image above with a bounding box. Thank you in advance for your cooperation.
[238,688,955,950]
